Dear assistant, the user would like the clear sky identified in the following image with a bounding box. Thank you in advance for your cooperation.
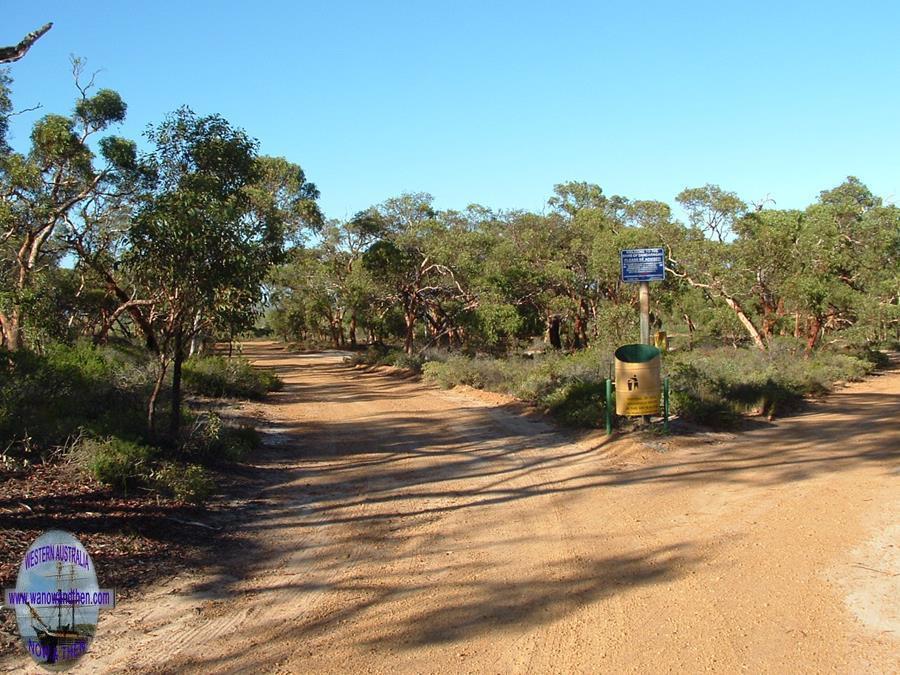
[4,1,899,220]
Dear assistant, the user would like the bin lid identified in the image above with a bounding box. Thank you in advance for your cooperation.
[614,343,661,363]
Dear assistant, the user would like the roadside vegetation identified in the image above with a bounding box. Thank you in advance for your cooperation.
[348,338,883,429]
[2,51,898,504]
[0,340,278,502]
[271,182,898,429]
[1,62,304,503]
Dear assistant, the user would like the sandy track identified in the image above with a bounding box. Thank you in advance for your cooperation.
[4,341,897,674]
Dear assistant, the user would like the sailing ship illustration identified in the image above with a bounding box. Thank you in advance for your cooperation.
[22,560,94,666]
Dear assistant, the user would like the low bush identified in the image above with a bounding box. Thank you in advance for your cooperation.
[2,340,269,505]
[419,338,878,429]
[346,344,387,367]
[219,424,262,461]
[383,351,426,372]
[0,342,148,458]
[667,339,875,426]
[346,345,430,373]
[423,347,613,428]
[423,355,512,390]
[69,412,256,502]
[542,380,607,427]
[73,437,157,492]
[150,462,214,504]
[182,355,281,399]
[182,411,261,462]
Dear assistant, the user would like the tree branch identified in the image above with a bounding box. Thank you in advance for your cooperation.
[0,23,53,64]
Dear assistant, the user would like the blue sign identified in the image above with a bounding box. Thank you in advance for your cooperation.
[621,248,665,283]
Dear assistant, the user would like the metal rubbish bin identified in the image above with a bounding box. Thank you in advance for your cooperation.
[614,343,662,416]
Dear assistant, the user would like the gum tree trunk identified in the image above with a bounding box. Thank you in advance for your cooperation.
[169,326,184,439]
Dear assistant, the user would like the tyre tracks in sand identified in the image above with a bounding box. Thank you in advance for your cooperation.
[4,341,896,673]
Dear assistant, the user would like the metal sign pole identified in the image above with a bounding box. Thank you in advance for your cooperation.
[639,281,650,345]
[605,378,612,435]
[618,247,665,426]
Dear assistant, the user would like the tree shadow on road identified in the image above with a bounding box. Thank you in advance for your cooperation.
[163,542,699,673]
[102,345,898,671]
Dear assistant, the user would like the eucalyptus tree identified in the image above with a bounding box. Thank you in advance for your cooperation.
[0,70,12,153]
[0,61,137,349]
[666,184,768,349]
[788,178,899,351]
[127,107,290,436]
[362,193,476,353]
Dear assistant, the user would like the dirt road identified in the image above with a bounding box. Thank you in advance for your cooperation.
[6,341,898,673]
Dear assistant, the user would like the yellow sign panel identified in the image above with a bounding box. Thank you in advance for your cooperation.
[654,330,668,351]
[619,394,660,416]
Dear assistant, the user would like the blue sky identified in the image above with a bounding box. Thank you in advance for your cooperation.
[4,1,899,220]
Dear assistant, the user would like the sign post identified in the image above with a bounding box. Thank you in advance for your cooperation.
[639,281,650,345]
[620,247,665,346]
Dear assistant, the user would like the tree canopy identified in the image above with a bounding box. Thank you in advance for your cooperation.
[267,178,899,356]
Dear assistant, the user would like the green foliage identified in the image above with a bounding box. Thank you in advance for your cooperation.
[0,69,12,152]
[0,341,147,455]
[667,340,874,426]
[419,338,879,430]
[150,462,214,504]
[74,88,127,128]
[268,185,667,353]
[676,184,747,241]
[130,108,273,315]
[181,410,261,462]
[0,338,265,505]
[423,355,511,390]
[68,407,257,502]
[423,347,613,427]
[383,351,428,371]
[541,380,606,427]
[119,106,309,433]
[75,437,156,492]
[98,135,138,172]
[266,179,895,359]
[30,114,90,167]
[0,62,144,352]
[182,355,281,399]
[666,355,741,427]
[219,424,262,461]
[347,345,428,372]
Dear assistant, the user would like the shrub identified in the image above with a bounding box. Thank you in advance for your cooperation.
[423,355,511,390]
[541,380,607,427]
[667,340,875,426]
[0,342,147,457]
[346,345,386,367]
[383,351,425,372]
[74,437,157,492]
[72,431,229,503]
[668,384,737,428]
[218,424,261,461]
[182,356,281,399]
[419,339,878,429]
[423,347,612,427]
[181,411,260,462]
[346,345,428,373]
[151,462,214,504]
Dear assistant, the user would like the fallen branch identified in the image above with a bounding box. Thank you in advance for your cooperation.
[164,516,222,531]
